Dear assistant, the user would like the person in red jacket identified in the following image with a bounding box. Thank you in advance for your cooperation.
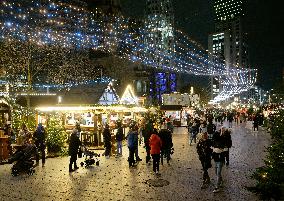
[149,129,162,175]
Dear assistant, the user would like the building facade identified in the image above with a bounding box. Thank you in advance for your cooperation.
[208,0,249,99]
[144,0,177,104]
[209,0,249,69]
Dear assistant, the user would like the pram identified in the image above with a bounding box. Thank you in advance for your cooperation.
[8,144,36,176]
[80,144,100,168]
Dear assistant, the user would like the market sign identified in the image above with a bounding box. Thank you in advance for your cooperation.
[162,93,200,106]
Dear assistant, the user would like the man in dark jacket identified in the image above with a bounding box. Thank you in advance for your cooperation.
[158,127,173,165]
[207,120,216,142]
[142,120,153,164]
[103,124,112,158]
[222,128,232,166]
[116,121,124,156]
[33,123,46,166]
[69,129,81,172]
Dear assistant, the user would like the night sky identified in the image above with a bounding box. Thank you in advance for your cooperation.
[120,0,284,90]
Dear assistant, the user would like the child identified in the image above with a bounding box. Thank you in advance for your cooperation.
[149,129,162,175]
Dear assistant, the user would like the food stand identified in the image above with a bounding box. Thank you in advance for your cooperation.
[35,105,148,147]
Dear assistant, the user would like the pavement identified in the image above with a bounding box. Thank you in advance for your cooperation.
[0,122,271,201]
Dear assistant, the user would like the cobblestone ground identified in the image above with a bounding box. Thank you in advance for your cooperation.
[0,122,271,201]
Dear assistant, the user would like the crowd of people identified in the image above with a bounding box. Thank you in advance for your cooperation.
[2,107,270,194]
[101,117,174,175]
[187,111,233,193]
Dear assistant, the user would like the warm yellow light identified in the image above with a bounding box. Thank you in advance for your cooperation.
[120,85,138,105]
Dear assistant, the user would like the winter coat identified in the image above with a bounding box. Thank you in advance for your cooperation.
[207,123,216,134]
[116,127,124,141]
[33,125,46,147]
[127,131,138,149]
[142,122,153,145]
[103,128,112,147]
[196,139,212,169]
[253,115,259,126]
[212,131,226,162]
[68,133,81,156]
[190,125,199,136]
[149,134,162,155]
[158,129,173,149]
[212,131,226,149]
[222,130,232,148]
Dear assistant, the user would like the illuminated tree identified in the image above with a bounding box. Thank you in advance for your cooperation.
[248,109,284,200]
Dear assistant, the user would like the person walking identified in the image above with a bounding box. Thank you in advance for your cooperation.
[189,122,198,145]
[142,120,153,164]
[222,128,232,166]
[227,112,234,128]
[68,129,81,172]
[103,124,112,158]
[158,124,173,165]
[206,120,216,142]
[212,128,226,193]
[253,114,259,131]
[115,121,124,157]
[149,129,162,175]
[131,121,142,162]
[196,132,212,189]
[33,123,46,167]
[127,123,138,167]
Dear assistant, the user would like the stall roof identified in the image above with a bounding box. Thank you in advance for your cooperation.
[160,105,183,111]
[61,83,108,105]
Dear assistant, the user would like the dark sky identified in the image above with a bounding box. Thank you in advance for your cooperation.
[120,0,284,90]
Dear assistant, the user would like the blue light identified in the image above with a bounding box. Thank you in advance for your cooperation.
[5,22,12,27]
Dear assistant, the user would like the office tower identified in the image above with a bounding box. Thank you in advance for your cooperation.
[208,0,249,99]
[209,0,249,69]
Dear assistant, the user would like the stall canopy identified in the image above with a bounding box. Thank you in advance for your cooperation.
[61,83,108,105]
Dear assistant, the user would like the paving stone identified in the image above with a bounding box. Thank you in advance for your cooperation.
[0,122,270,201]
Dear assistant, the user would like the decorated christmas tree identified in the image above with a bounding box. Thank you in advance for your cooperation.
[46,113,67,155]
[248,109,284,200]
[4,96,35,133]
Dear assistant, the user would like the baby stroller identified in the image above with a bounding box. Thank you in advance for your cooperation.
[8,144,36,176]
[80,144,100,168]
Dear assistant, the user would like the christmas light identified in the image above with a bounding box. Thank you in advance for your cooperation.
[0,0,257,103]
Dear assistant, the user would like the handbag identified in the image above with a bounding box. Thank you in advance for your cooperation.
[78,147,83,158]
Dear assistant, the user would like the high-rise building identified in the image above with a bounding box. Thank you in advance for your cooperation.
[208,0,249,99]
[144,0,177,104]
[209,0,249,69]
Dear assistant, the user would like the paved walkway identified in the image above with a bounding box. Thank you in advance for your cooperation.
[0,122,271,201]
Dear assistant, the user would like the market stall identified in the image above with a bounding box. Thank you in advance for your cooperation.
[35,105,148,147]
[160,105,183,127]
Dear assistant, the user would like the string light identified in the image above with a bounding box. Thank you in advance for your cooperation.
[0,0,257,103]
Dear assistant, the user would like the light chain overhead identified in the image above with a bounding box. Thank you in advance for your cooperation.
[0,0,257,102]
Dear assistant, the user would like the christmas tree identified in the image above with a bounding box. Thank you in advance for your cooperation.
[46,113,67,155]
[248,109,284,200]
[4,96,35,133]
